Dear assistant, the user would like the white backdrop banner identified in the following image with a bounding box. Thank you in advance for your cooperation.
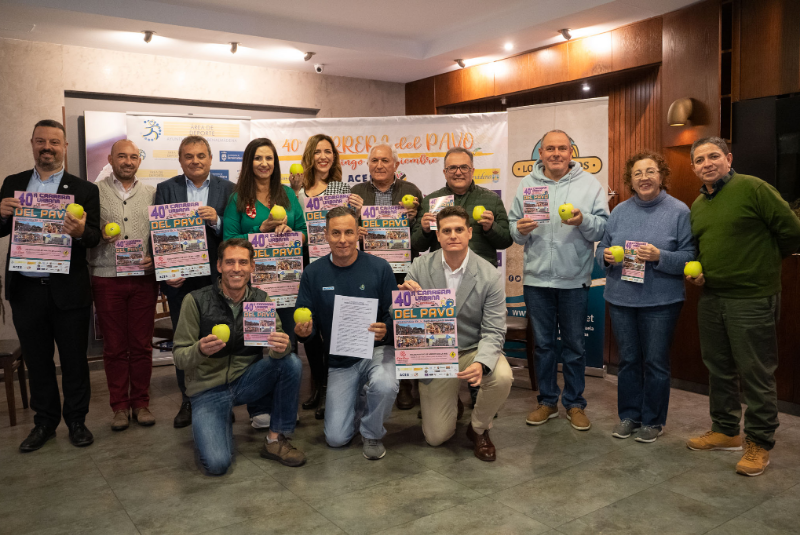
[251,113,508,200]
[125,115,251,188]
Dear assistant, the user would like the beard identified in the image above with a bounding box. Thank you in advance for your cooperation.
[36,150,62,172]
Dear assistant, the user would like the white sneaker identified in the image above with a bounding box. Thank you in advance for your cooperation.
[250,413,271,429]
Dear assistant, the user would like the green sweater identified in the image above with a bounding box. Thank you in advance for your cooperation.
[690,173,800,298]
[411,182,512,266]
[222,186,307,240]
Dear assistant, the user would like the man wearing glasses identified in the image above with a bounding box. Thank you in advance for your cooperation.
[411,147,512,266]
[508,130,609,432]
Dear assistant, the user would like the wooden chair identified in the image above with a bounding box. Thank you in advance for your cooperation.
[0,340,28,427]
[505,315,538,391]
[152,289,174,347]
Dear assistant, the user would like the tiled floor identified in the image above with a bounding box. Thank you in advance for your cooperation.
[2,363,800,535]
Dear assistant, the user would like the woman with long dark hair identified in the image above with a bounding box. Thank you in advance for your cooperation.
[223,138,307,430]
[223,137,306,240]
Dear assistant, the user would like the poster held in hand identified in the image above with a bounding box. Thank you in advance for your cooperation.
[522,186,550,223]
[361,205,411,273]
[243,301,276,347]
[392,288,459,379]
[9,191,74,274]
[149,202,211,280]
[621,240,647,283]
[115,239,145,276]
[303,194,350,262]
[249,232,303,308]
[427,195,454,231]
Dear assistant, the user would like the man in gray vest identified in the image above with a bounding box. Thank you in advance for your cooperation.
[173,238,305,474]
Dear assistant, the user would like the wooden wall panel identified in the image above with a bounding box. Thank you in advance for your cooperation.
[434,69,463,108]
[662,0,720,147]
[612,17,662,72]
[494,54,532,96]
[462,62,495,102]
[530,44,570,88]
[739,0,800,100]
[405,76,436,116]
[568,32,613,80]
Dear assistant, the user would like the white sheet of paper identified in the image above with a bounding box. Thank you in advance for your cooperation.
[329,295,379,359]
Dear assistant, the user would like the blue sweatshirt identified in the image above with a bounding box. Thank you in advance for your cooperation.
[295,251,396,368]
[595,190,694,307]
[509,161,609,288]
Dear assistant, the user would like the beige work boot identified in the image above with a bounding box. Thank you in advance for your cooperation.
[111,410,130,431]
[567,408,591,431]
[133,407,156,426]
[736,441,770,476]
[525,404,558,425]
[686,431,742,451]
[261,435,306,467]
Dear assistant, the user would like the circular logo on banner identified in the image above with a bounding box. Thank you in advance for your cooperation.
[221,152,227,162]
[139,149,146,162]
[142,120,162,141]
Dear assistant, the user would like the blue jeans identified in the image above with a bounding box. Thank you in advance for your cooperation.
[245,307,297,418]
[524,285,589,410]
[191,353,302,475]
[609,302,682,428]
[324,346,399,447]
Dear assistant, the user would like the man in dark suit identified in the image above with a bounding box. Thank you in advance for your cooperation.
[0,119,101,452]
[154,135,234,427]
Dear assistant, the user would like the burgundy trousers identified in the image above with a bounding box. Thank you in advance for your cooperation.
[92,275,159,412]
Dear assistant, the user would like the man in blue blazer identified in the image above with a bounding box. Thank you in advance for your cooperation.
[399,206,512,461]
[154,135,234,427]
[0,120,101,452]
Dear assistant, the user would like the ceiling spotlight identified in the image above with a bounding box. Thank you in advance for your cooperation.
[304,52,316,61]
[504,42,513,51]
[143,30,155,43]
[455,59,466,68]
[230,42,239,54]
[559,28,572,41]
[582,83,590,91]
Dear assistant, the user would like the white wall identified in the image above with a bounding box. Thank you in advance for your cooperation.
[0,37,405,340]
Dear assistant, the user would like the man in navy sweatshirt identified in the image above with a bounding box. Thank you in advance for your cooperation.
[295,206,399,460]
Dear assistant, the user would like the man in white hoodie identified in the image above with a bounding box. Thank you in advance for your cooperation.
[508,130,609,431]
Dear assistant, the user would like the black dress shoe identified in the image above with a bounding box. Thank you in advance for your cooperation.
[68,422,94,448]
[19,425,56,453]
[302,387,322,410]
[174,400,192,428]
[314,387,326,420]
[395,381,415,410]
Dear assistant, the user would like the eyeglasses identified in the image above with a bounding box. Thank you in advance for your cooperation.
[445,165,473,174]
[632,168,659,179]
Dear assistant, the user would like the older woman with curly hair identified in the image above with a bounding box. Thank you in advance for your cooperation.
[595,150,695,443]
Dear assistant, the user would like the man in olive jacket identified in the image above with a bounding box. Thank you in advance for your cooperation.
[173,238,305,474]
[411,147,512,266]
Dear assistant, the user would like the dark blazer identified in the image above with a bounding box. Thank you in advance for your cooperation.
[154,174,235,278]
[0,170,101,309]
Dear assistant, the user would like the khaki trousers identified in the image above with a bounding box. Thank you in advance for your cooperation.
[418,349,513,446]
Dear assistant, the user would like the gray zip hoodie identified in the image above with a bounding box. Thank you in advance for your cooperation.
[509,161,609,288]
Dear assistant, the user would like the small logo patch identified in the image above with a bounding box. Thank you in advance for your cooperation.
[360,284,365,290]
[323,286,334,291]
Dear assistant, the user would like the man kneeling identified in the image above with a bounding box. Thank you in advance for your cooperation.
[400,206,513,461]
[174,238,305,474]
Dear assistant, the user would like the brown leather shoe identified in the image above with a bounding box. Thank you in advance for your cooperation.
[111,410,130,431]
[466,423,496,462]
[133,407,156,427]
[396,380,415,410]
